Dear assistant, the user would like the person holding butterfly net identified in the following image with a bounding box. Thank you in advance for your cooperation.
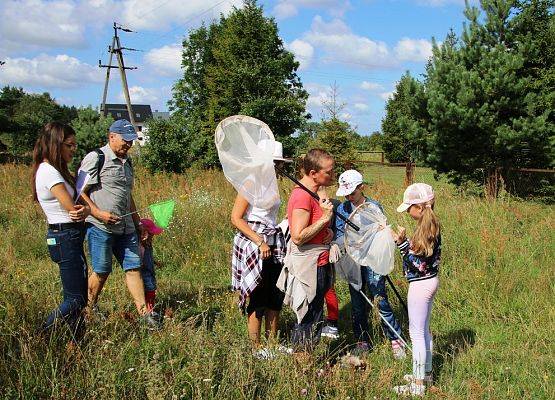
[277,149,336,350]
[230,140,292,359]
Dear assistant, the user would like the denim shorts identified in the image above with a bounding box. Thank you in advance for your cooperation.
[86,224,141,274]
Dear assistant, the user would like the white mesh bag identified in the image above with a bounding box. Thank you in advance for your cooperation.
[215,115,280,209]
[344,202,396,275]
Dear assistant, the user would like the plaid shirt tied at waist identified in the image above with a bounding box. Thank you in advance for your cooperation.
[232,221,286,309]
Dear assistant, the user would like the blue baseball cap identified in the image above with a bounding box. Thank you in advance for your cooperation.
[109,119,138,141]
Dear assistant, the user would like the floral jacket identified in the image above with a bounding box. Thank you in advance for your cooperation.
[397,234,441,282]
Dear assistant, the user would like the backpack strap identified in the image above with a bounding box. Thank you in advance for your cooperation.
[93,148,105,185]
[94,149,105,175]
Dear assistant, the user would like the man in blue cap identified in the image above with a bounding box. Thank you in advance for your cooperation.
[80,119,160,329]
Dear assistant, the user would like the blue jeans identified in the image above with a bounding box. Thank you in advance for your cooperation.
[141,245,156,292]
[349,266,402,343]
[291,263,333,349]
[44,225,87,337]
[86,224,141,274]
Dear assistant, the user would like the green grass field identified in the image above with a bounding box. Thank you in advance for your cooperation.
[0,163,553,399]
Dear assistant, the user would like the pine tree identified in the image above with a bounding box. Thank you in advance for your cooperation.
[425,0,554,196]
[381,72,429,163]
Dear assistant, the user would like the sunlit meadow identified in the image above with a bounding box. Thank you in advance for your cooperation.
[0,162,553,399]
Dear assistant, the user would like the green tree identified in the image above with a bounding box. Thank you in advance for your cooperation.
[381,72,429,163]
[163,0,308,170]
[307,83,357,166]
[425,0,554,195]
[281,120,320,158]
[142,115,194,174]
[70,107,113,170]
[355,132,383,152]
[0,86,77,157]
[308,118,358,166]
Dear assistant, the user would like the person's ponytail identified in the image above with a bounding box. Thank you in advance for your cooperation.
[411,203,440,257]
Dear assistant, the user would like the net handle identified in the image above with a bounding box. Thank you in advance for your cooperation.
[274,165,360,232]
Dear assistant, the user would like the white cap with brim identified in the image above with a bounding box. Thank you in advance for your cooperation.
[336,169,364,196]
[396,182,435,212]
[257,139,292,162]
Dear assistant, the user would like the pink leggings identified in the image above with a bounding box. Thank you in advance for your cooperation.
[408,277,439,380]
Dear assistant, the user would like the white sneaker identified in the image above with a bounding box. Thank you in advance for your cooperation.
[321,325,339,339]
[276,345,294,355]
[393,382,425,397]
[253,347,276,360]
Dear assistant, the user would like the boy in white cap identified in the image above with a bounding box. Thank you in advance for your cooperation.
[333,170,406,358]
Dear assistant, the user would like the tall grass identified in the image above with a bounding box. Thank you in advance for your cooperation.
[0,163,553,399]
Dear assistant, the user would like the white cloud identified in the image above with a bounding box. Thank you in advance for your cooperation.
[305,83,331,109]
[415,0,467,6]
[120,86,161,104]
[303,16,393,69]
[379,91,395,101]
[360,81,384,91]
[0,0,118,52]
[0,0,242,55]
[394,38,433,62]
[0,54,103,88]
[273,3,298,19]
[273,1,350,20]
[121,0,242,31]
[340,112,352,120]
[144,44,182,76]
[287,39,314,71]
[354,103,369,111]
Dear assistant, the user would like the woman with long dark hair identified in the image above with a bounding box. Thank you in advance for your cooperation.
[32,122,90,339]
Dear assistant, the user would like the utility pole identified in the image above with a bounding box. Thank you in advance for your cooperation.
[99,22,140,129]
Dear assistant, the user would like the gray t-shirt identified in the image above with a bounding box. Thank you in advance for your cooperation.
[80,144,135,234]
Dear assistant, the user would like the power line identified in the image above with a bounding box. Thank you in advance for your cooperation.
[140,0,231,48]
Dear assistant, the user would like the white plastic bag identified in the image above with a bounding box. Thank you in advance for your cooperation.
[344,202,395,275]
[366,225,395,275]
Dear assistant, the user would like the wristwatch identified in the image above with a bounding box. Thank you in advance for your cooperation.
[256,239,264,248]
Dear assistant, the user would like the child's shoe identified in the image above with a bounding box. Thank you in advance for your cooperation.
[393,382,425,397]
[321,322,339,339]
[391,339,407,360]
[253,347,276,360]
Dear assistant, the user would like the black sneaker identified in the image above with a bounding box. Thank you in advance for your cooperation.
[139,311,162,331]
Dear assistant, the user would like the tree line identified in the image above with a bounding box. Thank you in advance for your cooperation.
[1,0,552,197]
[382,0,554,194]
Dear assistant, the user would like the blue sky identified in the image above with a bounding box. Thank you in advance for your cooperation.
[0,0,471,134]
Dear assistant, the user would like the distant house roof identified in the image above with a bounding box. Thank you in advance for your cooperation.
[102,104,153,123]
[152,111,170,120]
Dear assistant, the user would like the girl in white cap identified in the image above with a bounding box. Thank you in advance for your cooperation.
[391,183,441,396]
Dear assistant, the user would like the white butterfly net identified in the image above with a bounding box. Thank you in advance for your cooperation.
[215,115,280,209]
[344,202,396,275]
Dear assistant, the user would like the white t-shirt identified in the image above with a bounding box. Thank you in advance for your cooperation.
[35,162,75,224]
[245,199,281,226]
